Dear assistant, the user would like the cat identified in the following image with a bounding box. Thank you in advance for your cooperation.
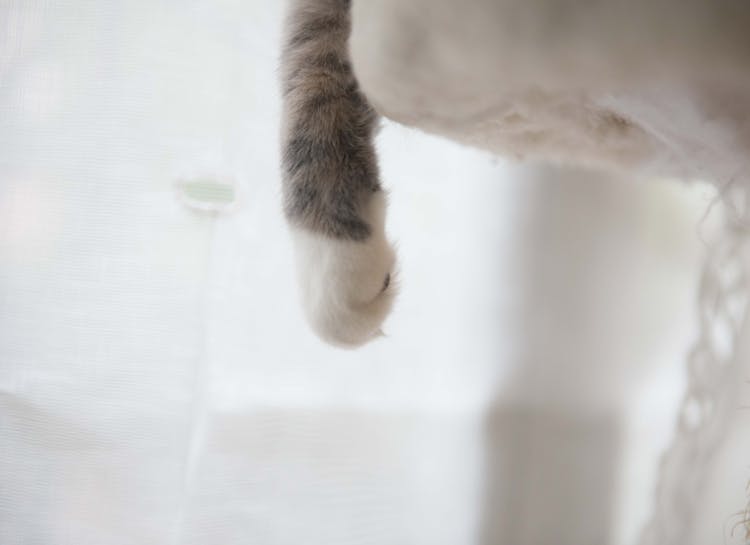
[280,0,396,347]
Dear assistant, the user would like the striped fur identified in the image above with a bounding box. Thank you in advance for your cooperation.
[280,0,397,347]
[281,0,381,240]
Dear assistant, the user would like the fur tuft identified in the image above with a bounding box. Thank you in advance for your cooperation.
[291,192,397,348]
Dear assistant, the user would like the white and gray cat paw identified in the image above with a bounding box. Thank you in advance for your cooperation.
[290,193,397,348]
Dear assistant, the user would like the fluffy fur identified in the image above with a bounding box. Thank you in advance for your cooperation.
[291,191,396,347]
[282,0,750,347]
[280,0,396,347]
[349,0,750,185]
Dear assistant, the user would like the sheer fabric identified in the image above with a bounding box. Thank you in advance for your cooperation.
[1,2,744,544]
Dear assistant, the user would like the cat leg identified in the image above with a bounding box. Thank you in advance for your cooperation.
[281,0,397,347]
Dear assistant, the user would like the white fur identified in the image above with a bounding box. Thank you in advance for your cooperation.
[290,192,397,348]
[350,0,750,185]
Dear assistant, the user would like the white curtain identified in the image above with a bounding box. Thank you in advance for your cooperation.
[1,2,744,544]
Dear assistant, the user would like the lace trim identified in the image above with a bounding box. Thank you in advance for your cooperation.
[640,186,750,545]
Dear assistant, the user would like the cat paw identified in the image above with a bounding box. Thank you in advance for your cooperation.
[291,224,397,348]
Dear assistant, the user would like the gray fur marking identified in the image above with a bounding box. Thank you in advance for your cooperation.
[281,0,382,241]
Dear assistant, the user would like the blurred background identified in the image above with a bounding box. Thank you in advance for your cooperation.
[1,2,744,544]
